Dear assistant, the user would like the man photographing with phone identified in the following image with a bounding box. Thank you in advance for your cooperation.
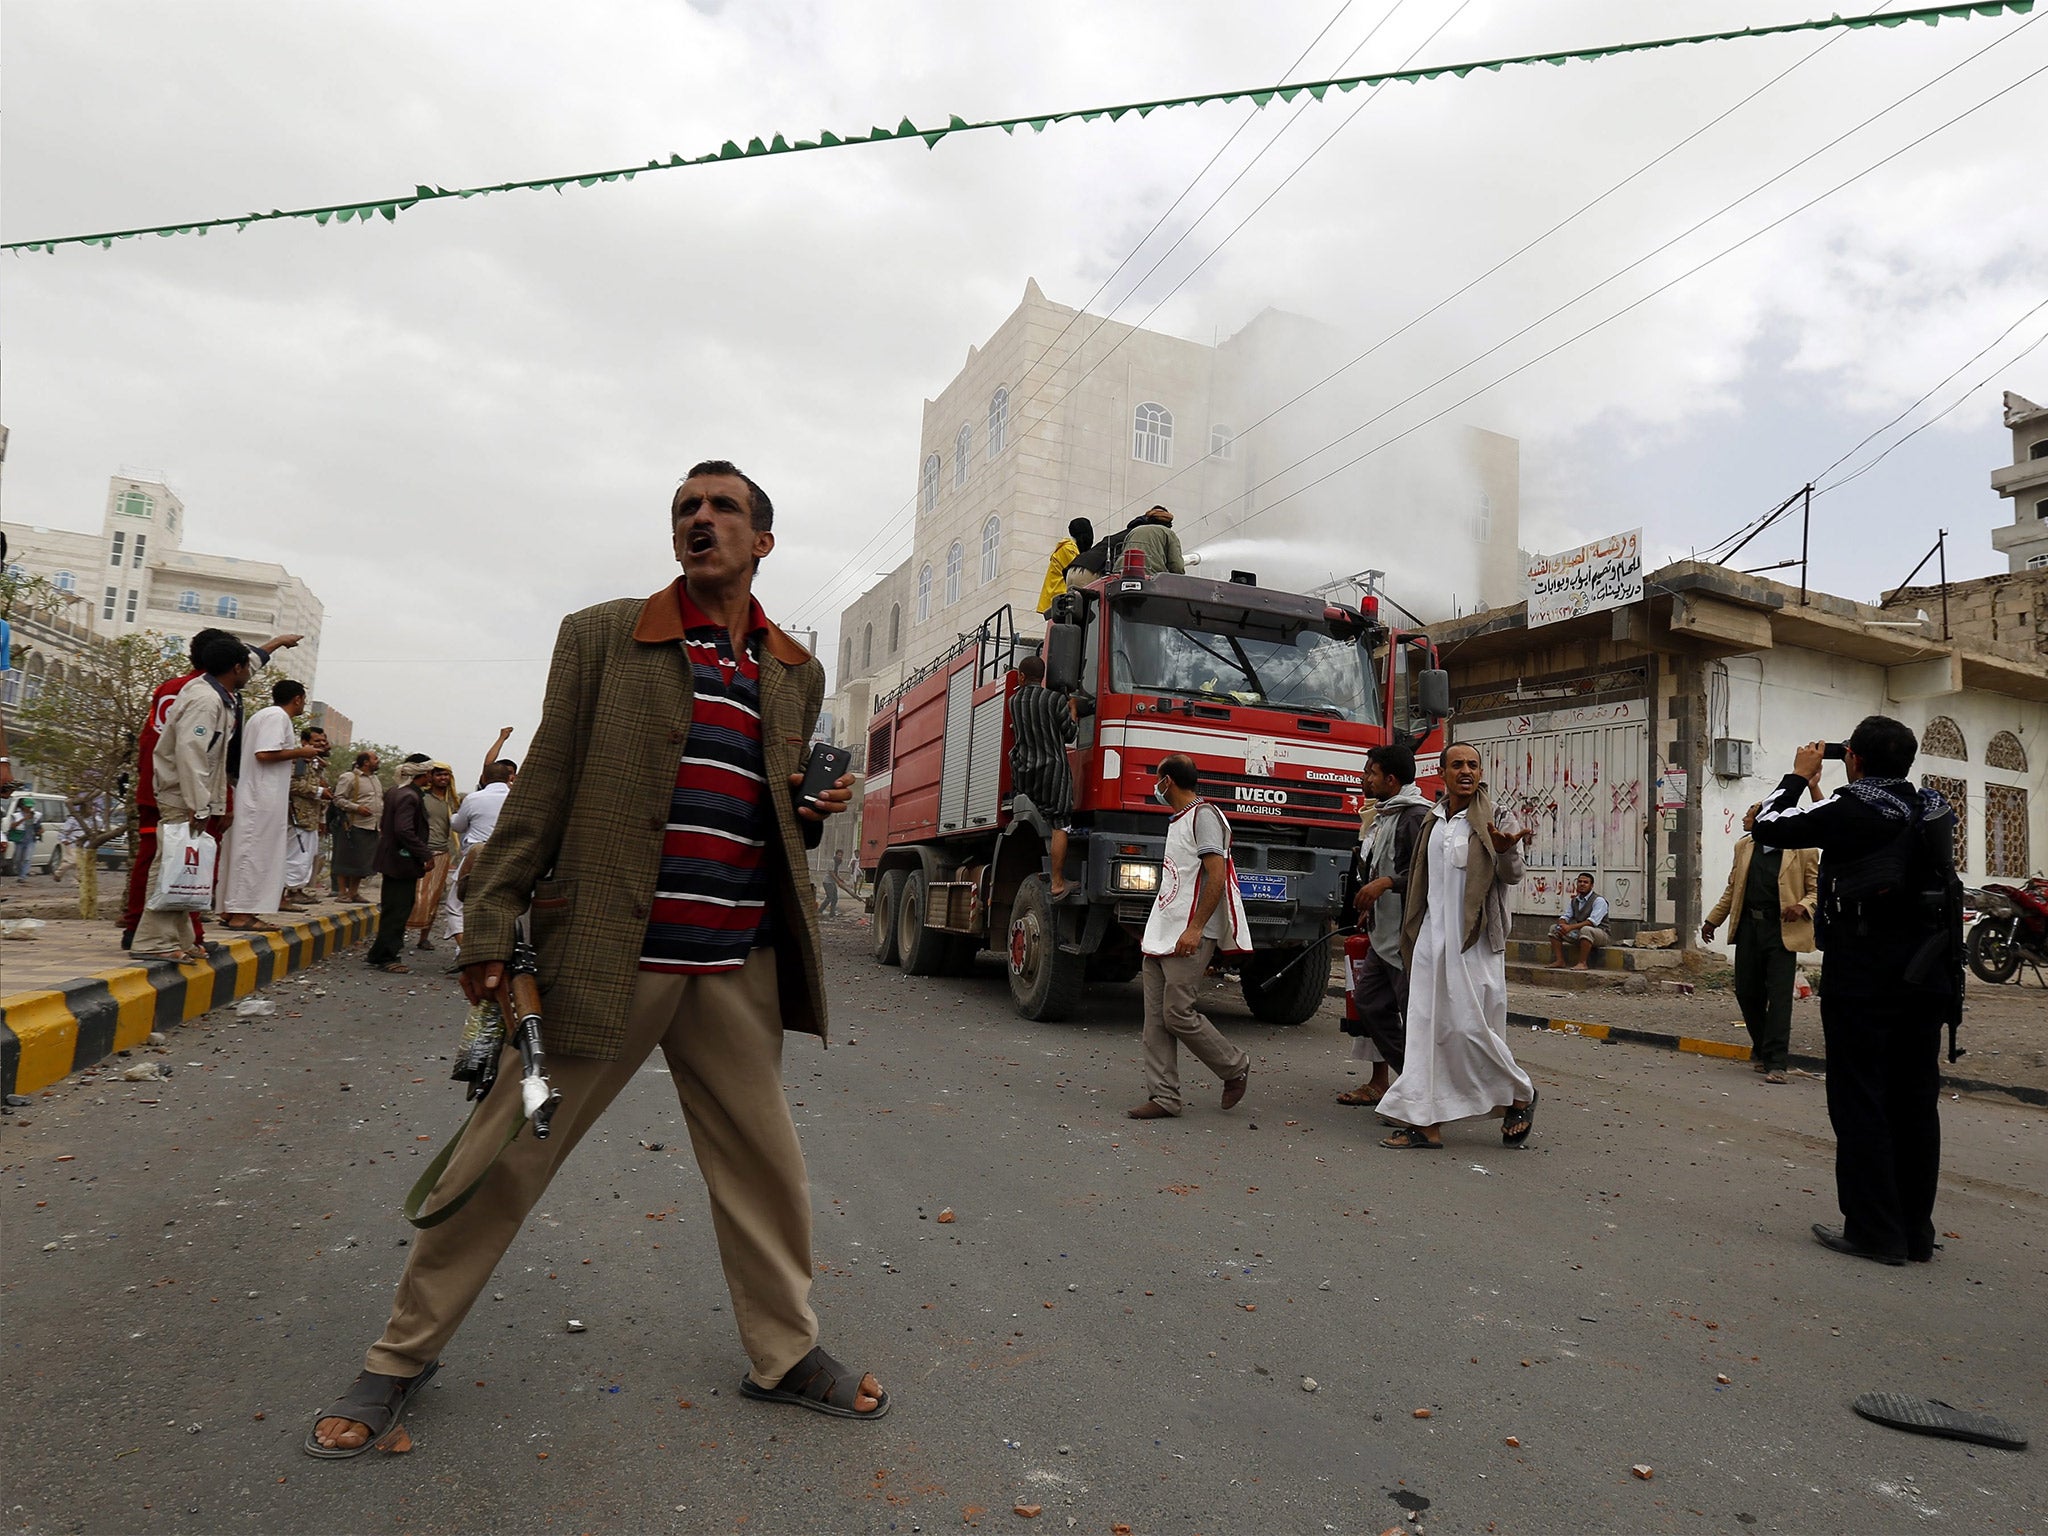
[308,461,887,1458]
[1749,715,1964,1268]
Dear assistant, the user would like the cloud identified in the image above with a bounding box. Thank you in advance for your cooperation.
[4,0,2041,751]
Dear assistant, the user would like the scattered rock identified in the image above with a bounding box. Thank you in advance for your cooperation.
[147,1032,169,1047]
[1504,1436,1520,1448]
[567,1319,586,1333]
[1715,1374,1730,1385]
[1057,1444,1071,1456]
[1012,1505,1042,1519]
[1301,1377,1319,1393]
[1412,1408,1432,1419]
[1318,1280,1332,1291]
[1631,1464,1654,1481]
[42,1242,59,1252]
[235,998,277,1018]
[122,1063,163,1082]
[936,1208,956,1224]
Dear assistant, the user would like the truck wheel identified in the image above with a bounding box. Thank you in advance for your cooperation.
[898,868,957,977]
[1240,940,1331,1026]
[872,869,906,966]
[1007,874,1086,1020]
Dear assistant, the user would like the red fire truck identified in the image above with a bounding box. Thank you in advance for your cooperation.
[859,556,1450,1024]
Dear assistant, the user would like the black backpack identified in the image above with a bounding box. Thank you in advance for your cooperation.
[1824,792,1966,1059]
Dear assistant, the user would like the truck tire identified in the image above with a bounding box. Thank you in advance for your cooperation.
[898,868,958,977]
[1006,874,1086,1020]
[872,869,906,966]
[1240,940,1330,1026]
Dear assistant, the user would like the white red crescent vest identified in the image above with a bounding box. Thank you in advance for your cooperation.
[1142,798,1253,957]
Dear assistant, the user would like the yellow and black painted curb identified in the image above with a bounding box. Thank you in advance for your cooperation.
[1504,1009,2046,1109]
[0,906,376,1099]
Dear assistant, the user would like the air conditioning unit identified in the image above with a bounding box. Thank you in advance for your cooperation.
[1710,737,1753,778]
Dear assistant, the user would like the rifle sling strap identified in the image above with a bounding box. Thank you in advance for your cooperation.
[403,1100,527,1229]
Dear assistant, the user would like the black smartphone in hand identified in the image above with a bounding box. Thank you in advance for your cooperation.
[795,742,853,812]
[1822,742,1848,761]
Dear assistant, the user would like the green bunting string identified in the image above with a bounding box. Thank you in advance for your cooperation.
[5,0,2031,255]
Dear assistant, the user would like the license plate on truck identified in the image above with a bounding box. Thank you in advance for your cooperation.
[1237,873,1288,902]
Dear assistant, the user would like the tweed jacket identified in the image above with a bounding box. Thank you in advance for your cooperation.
[1705,835,1820,953]
[1400,786,1526,967]
[463,582,828,1060]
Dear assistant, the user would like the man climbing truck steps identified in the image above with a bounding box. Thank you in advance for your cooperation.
[859,553,1451,1025]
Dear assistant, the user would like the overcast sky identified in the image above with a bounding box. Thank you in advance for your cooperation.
[6,1,2043,757]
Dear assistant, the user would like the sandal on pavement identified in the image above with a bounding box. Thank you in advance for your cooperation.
[739,1346,889,1421]
[225,918,282,933]
[372,961,411,974]
[131,947,192,963]
[1503,1089,1539,1146]
[1380,1127,1442,1150]
[1853,1392,2028,1450]
[304,1362,440,1458]
[1336,1086,1386,1107]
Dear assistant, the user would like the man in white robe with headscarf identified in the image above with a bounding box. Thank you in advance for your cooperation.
[219,679,322,929]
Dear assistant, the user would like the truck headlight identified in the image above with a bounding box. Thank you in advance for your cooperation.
[1112,861,1160,893]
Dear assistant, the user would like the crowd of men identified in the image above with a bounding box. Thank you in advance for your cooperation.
[116,623,518,973]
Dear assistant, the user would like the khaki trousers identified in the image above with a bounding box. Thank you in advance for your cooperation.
[1140,940,1250,1113]
[365,948,820,1387]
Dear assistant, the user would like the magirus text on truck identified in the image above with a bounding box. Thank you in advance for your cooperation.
[860,550,1450,1024]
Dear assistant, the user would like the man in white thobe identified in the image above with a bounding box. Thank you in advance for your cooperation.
[220,679,322,929]
[1378,744,1540,1150]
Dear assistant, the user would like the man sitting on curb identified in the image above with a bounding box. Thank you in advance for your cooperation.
[1548,873,1609,970]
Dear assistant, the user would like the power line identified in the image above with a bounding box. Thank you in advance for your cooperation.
[778,0,1380,634]
[1107,0,1897,526]
[1182,14,2044,545]
[788,0,1465,632]
[1200,51,2048,547]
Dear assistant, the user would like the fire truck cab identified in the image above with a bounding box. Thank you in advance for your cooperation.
[860,559,1449,1025]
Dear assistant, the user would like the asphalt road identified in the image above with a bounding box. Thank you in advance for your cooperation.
[5,920,2044,1535]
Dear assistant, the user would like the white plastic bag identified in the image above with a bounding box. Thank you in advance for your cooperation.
[149,821,217,912]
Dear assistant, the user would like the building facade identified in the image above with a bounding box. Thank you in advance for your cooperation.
[1990,390,2048,574]
[1,473,325,690]
[1427,561,2046,953]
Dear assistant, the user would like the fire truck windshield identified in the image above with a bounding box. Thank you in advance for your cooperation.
[1108,600,1383,724]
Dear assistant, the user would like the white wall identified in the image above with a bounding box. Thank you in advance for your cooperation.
[1698,645,2047,957]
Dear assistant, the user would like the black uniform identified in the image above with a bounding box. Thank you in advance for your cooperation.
[1751,772,1957,1262]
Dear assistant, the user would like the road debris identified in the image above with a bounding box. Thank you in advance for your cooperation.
[1631,1464,1653,1480]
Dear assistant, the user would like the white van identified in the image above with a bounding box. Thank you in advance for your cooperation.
[2,791,72,876]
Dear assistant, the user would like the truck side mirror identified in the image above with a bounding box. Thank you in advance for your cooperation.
[1045,622,1084,692]
[1417,668,1451,720]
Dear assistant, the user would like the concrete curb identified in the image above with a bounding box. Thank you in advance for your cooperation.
[1505,1009,2048,1110]
[0,907,376,1099]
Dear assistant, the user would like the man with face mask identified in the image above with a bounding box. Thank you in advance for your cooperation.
[1127,754,1253,1119]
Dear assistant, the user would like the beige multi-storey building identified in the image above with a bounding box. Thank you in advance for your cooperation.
[1990,390,2048,574]
[2,472,325,690]
[810,280,1521,879]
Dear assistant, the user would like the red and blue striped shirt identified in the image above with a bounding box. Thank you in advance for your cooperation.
[640,588,775,974]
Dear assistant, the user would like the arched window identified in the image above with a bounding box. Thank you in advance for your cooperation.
[888,603,901,654]
[862,622,874,669]
[1209,424,1234,459]
[1921,773,1968,872]
[1132,402,1173,466]
[1472,491,1494,545]
[944,541,963,606]
[916,563,932,622]
[178,590,199,613]
[987,388,1009,459]
[841,637,853,677]
[1986,730,2028,772]
[54,571,76,593]
[1986,784,2030,877]
[216,594,239,619]
[117,490,154,519]
[1920,717,1966,760]
[980,515,1001,586]
[954,424,972,488]
[920,454,941,515]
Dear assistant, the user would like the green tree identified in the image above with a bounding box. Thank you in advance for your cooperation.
[15,630,185,920]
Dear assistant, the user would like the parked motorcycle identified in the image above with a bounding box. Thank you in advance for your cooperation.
[1964,877,2048,984]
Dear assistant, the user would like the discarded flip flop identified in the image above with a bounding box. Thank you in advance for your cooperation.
[1852,1392,2028,1450]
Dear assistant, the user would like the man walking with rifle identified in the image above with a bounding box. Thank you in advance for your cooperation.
[308,461,878,1458]
[1750,715,1964,1267]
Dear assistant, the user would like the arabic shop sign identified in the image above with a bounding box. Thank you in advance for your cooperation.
[1525,529,1644,629]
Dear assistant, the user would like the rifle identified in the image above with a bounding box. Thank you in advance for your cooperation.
[407,931,563,1228]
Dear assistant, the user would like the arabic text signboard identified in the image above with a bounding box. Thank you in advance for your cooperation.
[1525,529,1644,629]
